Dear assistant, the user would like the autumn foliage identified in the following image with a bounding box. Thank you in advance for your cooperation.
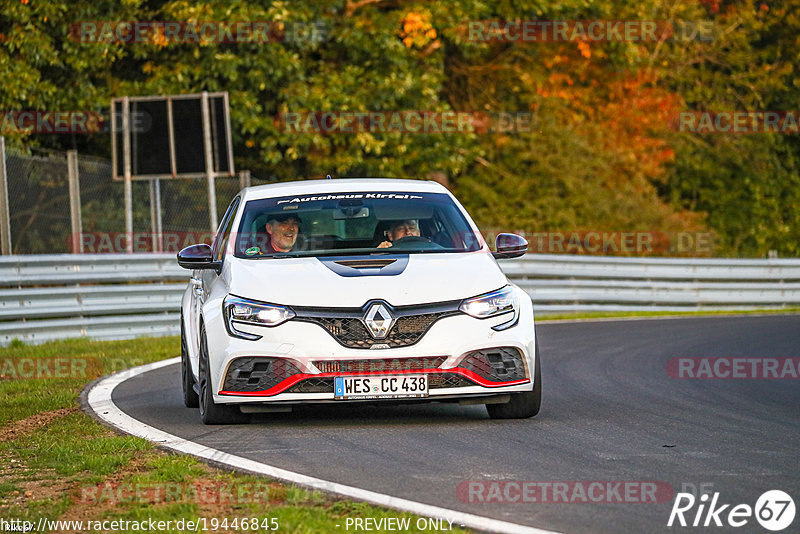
[1,0,798,256]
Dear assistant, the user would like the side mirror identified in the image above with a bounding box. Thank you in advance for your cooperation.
[492,233,528,259]
[177,244,218,271]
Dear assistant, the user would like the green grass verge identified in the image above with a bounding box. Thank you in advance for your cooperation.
[0,336,472,533]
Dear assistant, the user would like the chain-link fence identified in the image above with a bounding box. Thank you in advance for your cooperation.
[4,148,74,254]
[0,142,252,255]
[77,152,150,253]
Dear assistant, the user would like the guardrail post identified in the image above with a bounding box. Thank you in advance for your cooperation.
[67,150,83,253]
[0,137,11,255]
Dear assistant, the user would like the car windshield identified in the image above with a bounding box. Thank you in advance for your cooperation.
[232,191,482,258]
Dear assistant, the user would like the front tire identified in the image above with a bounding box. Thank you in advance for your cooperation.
[198,323,248,425]
[487,341,542,419]
[181,314,199,408]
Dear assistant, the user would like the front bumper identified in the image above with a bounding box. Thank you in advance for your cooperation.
[219,346,529,398]
[205,289,536,405]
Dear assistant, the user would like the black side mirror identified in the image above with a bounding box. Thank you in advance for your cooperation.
[177,244,218,271]
[492,233,528,259]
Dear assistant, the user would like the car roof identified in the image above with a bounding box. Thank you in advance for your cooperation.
[240,178,450,201]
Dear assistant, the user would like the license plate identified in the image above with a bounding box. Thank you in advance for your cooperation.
[334,374,428,400]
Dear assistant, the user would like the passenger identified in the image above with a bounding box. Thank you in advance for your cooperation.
[377,219,420,248]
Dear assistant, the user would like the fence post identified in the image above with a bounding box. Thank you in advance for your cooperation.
[239,169,251,189]
[122,97,133,253]
[67,150,83,253]
[201,91,218,232]
[0,137,11,255]
[149,178,164,252]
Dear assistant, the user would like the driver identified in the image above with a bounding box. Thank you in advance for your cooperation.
[263,213,301,253]
[377,219,420,248]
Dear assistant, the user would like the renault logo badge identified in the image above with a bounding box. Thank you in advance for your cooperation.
[363,303,394,339]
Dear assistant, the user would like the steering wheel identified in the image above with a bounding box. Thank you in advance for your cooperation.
[392,235,430,245]
[390,235,444,250]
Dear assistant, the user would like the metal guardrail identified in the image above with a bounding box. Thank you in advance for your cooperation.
[1,253,799,345]
[505,254,800,313]
[0,254,185,344]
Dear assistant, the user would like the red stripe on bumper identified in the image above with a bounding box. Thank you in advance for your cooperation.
[218,367,529,397]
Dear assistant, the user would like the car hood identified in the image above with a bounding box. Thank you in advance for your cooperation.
[227,251,507,307]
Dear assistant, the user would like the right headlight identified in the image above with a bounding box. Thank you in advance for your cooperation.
[459,285,520,331]
[223,295,296,340]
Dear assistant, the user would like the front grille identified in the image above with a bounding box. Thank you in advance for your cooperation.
[428,373,475,389]
[458,347,526,382]
[220,354,497,395]
[222,357,301,392]
[284,371,474,394]
[285,377,334,394]
[312,356,447,374]
[302,313,449,349]
[294,300,461,349]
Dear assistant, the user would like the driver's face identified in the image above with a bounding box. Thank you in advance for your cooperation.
[388,220,420,241]
[266,219,299,252]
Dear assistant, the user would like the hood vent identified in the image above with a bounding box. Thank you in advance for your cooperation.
[318,255,408,277]
[333,258,397,269]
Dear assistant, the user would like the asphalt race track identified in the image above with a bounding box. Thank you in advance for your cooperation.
[109,315,800,533]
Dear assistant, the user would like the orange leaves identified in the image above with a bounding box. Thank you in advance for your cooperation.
[150,26,168,48]
[597,73,681,179]
[701,0,721,14]
[536,72,575,99]
[534,45,680,183]
[400,10,438,49]
[542,54,567,69]
[402,12,426,34]
[577,40,591,59]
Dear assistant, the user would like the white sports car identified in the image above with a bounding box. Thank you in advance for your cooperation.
[178,178,541,424]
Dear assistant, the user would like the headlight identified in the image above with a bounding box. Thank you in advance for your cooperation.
[223,295,296,340]
[459,286,519,331]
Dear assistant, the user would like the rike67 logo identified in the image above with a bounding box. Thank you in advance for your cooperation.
[668,490,795,531]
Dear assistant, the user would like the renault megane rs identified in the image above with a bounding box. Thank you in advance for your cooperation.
[177,179,541,424]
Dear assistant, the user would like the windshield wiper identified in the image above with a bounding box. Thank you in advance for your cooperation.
[251,252,304,259]
[248,248,465,259]
[309,251,382,258]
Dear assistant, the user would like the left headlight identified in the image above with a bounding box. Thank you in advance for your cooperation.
[223,295,296,340]
[459,285,519,331]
